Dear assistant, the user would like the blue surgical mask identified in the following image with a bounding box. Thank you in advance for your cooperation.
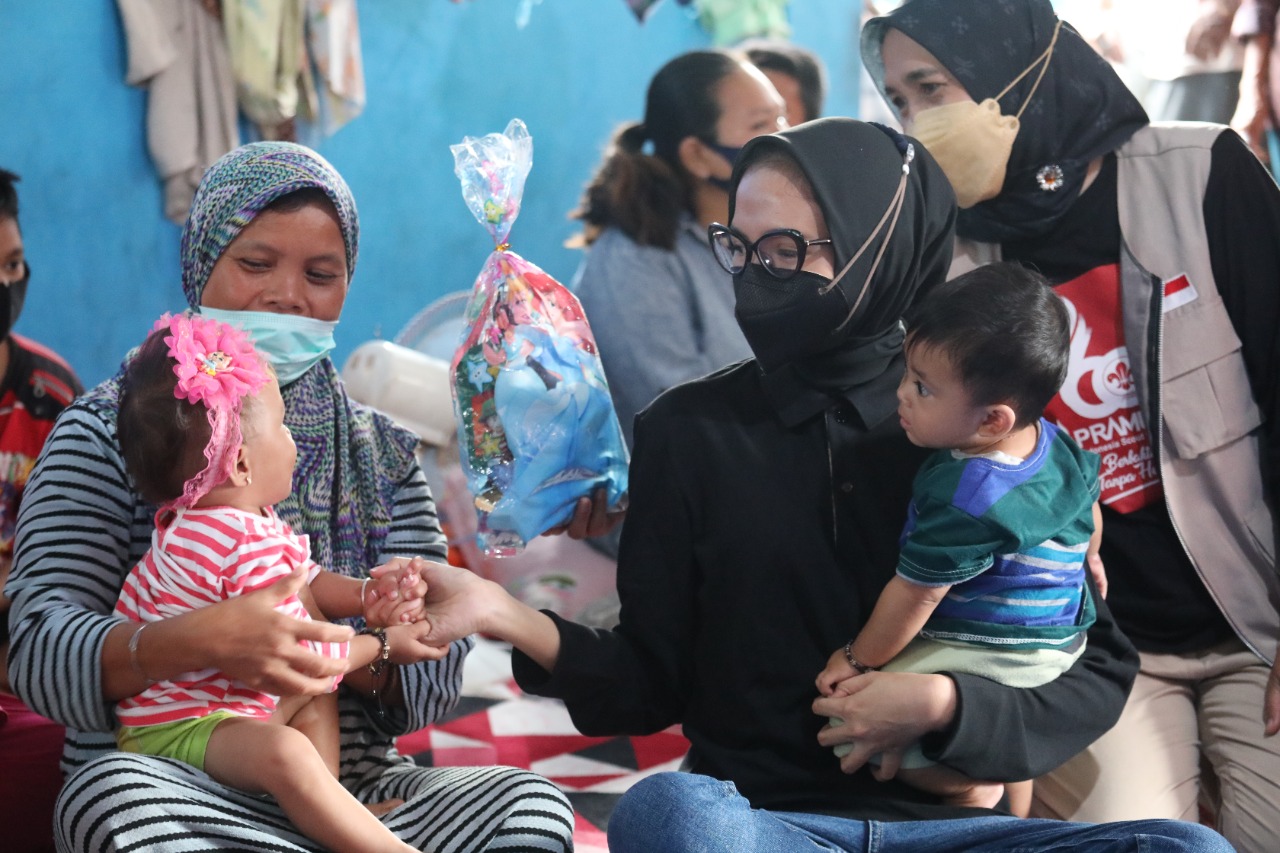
[199,307,338,385]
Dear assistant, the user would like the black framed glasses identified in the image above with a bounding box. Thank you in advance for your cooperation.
[707,223,833,281]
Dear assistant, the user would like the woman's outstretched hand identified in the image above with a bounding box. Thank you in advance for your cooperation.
[412,559,566,673]
[369,557,493,648]
[409,560,500,648]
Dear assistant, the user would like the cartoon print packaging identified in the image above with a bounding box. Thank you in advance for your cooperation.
[449,119,629,555]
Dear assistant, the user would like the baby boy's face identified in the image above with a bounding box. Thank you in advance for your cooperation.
[896,342,986,451]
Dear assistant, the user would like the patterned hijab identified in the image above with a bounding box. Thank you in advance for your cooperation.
[180,141,359,304]
[862,0,1148,243]
[128,142,413,577]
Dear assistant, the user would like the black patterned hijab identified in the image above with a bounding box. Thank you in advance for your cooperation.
[862,0,1148,243]
[728,117,957,403]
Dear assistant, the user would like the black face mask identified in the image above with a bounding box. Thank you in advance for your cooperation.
[703,140,744,192]
[0,262,29,339]
[733,264,851,373]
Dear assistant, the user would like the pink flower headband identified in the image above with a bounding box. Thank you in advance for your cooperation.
[155,313,270,508]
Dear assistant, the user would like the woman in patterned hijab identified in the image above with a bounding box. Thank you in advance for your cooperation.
[183,141,392,579]
[6,141,576,852]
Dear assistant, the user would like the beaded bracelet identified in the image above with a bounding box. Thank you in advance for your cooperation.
[361,627,392,717]
[366,627,390,678]
[844,640,878,676]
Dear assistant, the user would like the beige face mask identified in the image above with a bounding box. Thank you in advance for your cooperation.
[907,20,1062,209]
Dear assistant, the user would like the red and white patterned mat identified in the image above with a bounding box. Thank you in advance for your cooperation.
[396,639,690,852]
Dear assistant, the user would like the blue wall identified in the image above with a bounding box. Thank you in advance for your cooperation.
[0,1,861,387]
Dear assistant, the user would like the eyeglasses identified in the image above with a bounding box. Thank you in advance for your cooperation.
[707,223,833,281]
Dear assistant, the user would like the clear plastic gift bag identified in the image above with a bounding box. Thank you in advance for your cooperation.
[449,119,629,556]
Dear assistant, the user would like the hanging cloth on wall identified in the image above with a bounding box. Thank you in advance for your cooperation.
[694,0,791,45]
[115,0,240,224]
[306,0,367,134]
[221,0,314,135]
[222,0,366,138]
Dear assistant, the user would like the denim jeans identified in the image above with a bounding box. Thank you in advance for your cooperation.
[607,772,1235,852]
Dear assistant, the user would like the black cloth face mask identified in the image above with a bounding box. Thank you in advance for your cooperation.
[733,126,913,375]
[703,140,744,193]
[733,266,852,374]
[0,261,29,339]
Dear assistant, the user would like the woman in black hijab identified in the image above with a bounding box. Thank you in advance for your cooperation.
[865,2,1280,848]
[413,118,1227,852]
[861,0,1147,243]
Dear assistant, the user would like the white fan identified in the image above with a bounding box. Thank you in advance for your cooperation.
[393,290,473,363]
[340,290,472,448]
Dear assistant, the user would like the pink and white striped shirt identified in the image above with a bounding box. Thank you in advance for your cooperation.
[115,505,348,728]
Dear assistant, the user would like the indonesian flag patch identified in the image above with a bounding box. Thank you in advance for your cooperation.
[1162,273,1199,313]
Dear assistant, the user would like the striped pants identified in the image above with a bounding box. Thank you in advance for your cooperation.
[55,752,575,852]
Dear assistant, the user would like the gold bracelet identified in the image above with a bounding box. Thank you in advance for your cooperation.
[128,622,157,683]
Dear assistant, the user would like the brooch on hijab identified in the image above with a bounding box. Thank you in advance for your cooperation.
[1036,164,1065,192]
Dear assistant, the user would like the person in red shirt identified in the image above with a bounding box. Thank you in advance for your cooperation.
[0,168,84,853]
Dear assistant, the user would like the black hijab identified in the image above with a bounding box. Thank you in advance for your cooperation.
[861,0,1148,243]
[727,118,957,413]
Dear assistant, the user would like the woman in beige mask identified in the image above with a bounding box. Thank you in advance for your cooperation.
[865,2,1280,850]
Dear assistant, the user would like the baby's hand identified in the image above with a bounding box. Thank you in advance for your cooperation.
[363,559,429,627]
[816,647,859,697]
[385,620,452,664]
